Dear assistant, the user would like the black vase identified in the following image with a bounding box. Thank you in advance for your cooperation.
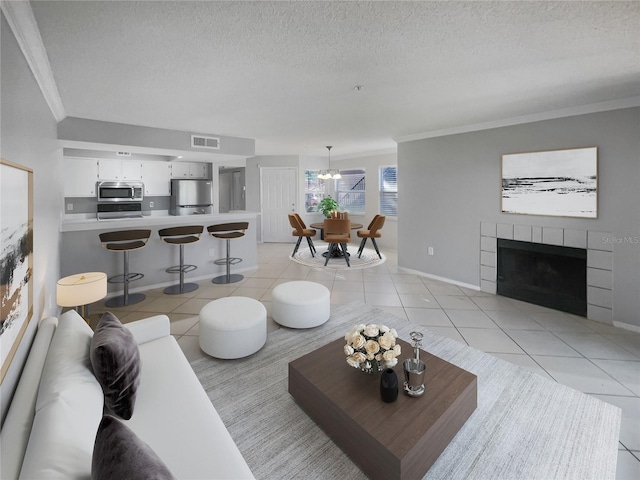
[380,368,399,403]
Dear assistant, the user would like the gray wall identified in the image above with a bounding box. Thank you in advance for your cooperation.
[58,117,255,156]
[398,107,640,328]
[1,13,63,423]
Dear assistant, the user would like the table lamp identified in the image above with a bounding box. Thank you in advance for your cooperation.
[57,272,107,322]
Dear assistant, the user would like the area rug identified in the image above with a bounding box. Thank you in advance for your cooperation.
[291,246,386,270]
[191,302,621,480]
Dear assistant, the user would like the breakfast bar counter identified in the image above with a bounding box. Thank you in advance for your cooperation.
[60,211,258,232]
[60,211,259,296]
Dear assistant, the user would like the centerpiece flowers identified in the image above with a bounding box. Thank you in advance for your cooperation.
[344,323,401,374]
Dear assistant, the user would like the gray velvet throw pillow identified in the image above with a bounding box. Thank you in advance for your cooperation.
[92,415,176,480]
[90,312,141,419]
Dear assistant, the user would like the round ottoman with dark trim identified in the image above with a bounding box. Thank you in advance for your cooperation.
[272,281,330,328]
[199,297,267,359]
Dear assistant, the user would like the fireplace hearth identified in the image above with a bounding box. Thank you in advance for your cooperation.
[497,239,587,316]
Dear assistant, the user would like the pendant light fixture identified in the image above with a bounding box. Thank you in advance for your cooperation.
[318,146,341,180]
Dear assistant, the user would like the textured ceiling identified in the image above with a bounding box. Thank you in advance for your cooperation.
[30,0,640,157]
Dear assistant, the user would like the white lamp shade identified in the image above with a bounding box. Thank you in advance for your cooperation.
[57,272,107,307]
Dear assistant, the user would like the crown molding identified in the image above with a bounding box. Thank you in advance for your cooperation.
[332,147,397,161]
[394,96,640,144]
[1,0,66,121]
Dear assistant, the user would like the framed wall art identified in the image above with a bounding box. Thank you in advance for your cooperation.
[1,158,34,383]
[501,147,598,218]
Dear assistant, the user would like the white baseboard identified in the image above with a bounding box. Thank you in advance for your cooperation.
[397,267,481,291]
[612,320,640,334]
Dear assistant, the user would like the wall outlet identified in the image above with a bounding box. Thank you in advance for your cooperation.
[149,201,154,208]
[428,247,434,256]
[209,248,215,257]
[67,203,73,211]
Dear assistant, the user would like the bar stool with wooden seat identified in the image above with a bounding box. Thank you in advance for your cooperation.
[99,229,151,307]
[158,225,204,294]
[207,222,249,284]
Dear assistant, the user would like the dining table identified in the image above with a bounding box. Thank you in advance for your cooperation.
[310,221,364,232]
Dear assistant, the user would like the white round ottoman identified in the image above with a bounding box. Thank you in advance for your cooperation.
[199,297,267,359]
[272,281,330,328]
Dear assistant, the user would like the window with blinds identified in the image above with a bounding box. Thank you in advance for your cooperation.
[379,166,397,216]
[336,169,366,214]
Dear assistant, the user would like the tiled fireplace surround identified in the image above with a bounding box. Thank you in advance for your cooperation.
[480,222,613,324]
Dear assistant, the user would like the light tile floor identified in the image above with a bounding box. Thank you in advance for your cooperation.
[87,242,640,479]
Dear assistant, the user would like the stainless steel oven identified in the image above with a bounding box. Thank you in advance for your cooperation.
[96,181,144,202]
[97,203,143,221]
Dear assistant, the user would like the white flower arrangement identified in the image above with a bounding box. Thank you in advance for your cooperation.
[344,323,401,373]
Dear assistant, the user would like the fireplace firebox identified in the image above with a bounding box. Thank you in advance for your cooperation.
[497,239,587,316]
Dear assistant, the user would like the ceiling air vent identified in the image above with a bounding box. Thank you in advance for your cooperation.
[191,135,220,150]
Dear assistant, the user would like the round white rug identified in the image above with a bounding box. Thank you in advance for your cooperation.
[291,247,386,270]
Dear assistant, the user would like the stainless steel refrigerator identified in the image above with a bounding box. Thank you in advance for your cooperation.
[169,179,214,215]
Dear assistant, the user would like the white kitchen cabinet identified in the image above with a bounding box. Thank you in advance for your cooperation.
[189,162,208,178]
[170,162,190,178]
[64,158,99,197]
[170,162,208,179]
[98,159,143,180]
[97,159,120,180]
[122,161,143,180]
[142,162,171,196]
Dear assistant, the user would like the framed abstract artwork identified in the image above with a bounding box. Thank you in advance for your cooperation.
[501,147,598,218]
[1,158,34,383]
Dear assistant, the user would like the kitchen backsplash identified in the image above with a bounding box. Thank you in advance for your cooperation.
[64,196,170,214]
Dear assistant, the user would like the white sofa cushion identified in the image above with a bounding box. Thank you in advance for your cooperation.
[35,310,102,411]
[0,317,58,480]
[125,335,254,479]
[124,314,170,344]
[20,310,103,479]
[18,393,103,479]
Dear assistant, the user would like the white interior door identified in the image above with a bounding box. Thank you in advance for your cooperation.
[261,167,297,242]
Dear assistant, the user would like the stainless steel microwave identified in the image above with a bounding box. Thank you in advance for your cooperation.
[96,181,144,202]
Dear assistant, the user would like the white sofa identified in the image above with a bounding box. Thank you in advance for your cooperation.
[0,309,254,479]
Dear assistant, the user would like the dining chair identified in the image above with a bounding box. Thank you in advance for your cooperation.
[323,218,351,267]
[356,214,386,259]
[288,213,317,257]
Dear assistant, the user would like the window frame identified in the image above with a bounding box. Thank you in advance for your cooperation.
[303,170,326,213]
[335,168,366,214]
[379,165,397,217]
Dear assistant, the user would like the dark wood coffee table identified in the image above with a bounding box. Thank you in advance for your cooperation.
[288,337,477,480]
